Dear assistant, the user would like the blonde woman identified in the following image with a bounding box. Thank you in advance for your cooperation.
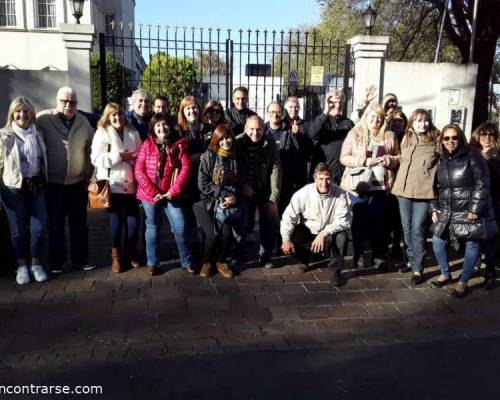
[91,102,142,273]
[0,97,48,284]
[340,103,400,270]
[392,109,439,284]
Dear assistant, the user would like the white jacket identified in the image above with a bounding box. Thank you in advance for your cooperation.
[90,125,142,194]
[280,183,351,241]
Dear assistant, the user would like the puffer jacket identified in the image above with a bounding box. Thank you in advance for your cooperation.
[431,144,496,239]
[134,134,191,204]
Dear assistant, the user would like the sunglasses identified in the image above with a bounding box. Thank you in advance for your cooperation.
[443,136,459,142]
[208,108,222,114]
[480,132,497,138]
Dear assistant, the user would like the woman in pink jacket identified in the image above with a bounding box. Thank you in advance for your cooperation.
[340,103,400,270]
[135,113,193,276]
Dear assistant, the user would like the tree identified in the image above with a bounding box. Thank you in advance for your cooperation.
[195,50,227,75]
[317,0,500,126]
[91,52,133,113]
[140,52,200,116]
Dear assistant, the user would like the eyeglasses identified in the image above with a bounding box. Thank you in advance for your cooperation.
[208,108,222,114]
[443,136,459,142]
[58,99,77,106]
[267,110,282,114]
[480,132,497,138]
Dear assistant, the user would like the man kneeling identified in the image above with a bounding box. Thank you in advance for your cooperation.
[280,163,351,286]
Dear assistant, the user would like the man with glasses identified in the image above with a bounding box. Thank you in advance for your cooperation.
[36,87,95,274]
[126,89,151,141]
[309,89,354,184]
[225,86,256,135]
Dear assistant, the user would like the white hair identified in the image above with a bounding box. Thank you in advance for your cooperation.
[327,88,345,102]
[128,89,151,111]
[56,86,77,101]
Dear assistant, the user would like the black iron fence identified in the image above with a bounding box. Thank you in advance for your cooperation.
[97,24,353,121]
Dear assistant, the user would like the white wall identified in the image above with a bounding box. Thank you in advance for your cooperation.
[383,62,478,136]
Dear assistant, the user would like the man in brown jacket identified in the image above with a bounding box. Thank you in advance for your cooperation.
[36,87,94,274]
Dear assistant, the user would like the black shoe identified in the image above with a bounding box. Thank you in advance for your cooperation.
[330,270,343,287]
[485,273,496,290]
[398,262,412,273]
[451,286,468,299]
[373,258,387,271]
[353,255,365,269]
[299,263,311,273]
[411,272,424,285]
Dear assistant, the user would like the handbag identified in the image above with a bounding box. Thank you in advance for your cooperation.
[347,166,373,192]
[450,219,488,241]
[88,144,112,209]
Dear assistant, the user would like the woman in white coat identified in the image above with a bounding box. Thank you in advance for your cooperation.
[91,102,142,272]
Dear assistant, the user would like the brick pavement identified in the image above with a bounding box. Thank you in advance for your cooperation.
[1,209,500,399]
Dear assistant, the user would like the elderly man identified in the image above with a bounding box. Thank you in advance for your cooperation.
[36,87,94,273]
[225,86,256,135]
[126,89,151,141]
[265,100,311,216]
[235,115,281,268]
[281,163,350,286]
[152,95,169,115]
[309,89,354,184]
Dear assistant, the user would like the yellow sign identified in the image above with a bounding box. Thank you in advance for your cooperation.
[310,66,324,86]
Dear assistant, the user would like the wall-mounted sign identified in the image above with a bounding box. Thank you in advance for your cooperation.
[310,66,324,86]
[449,107,466,131]
[288,69,299,85]
[245,64,271,77]
[448,89,460,106]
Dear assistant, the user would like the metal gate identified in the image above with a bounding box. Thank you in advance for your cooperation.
[97,24,352,121]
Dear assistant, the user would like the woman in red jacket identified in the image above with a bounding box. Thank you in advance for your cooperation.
[135,113,194,276]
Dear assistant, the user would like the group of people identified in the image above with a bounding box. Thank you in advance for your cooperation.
[1,85,499,299]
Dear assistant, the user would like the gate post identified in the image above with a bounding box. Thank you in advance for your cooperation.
[348,35,390,113]
[225,39,234,108]
[99,33,107,111]
[59,23,95,111]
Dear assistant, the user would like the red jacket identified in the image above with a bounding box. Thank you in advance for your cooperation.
[135,136,192,204]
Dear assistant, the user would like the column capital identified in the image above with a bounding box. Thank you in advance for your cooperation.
[59,23,95,50]
[348,35,390,59]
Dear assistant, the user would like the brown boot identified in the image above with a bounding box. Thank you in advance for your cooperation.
[200,262,213,278]
[148,265,157,276]
[216,262,234,278]
[123,240,141,269]
[111,247,122,273]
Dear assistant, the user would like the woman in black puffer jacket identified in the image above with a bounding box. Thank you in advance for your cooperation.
[430,124,496,298]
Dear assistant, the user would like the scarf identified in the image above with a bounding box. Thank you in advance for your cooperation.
[12,122,40,177]
[216,147,233,158]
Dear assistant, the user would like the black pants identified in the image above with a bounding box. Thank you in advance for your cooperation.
[46,181,88,268]
[193,202,234,264]
[290,224,346,272]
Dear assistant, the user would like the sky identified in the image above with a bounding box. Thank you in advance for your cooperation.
[136,0,322,32]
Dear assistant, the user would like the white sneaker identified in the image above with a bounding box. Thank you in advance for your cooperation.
[16,266,30,285]
[31,265,48,282]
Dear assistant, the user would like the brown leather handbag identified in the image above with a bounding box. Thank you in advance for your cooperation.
[88,145,112,209]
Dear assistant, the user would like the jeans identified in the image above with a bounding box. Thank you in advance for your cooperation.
[290,224,346,272]
[432,235,480,284]
[350,191,388,261]
[1,186,46,260]
[46,182,88,268]
[107,193,139,248]
[397,197,430,272]
[142,200,194,268]
[241,197,279,264]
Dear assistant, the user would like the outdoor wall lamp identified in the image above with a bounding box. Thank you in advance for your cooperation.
[362,4,377,35]
[70,0,86,24]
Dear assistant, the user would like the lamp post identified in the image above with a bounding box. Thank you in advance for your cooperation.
[69,0,85,24]
[362,4,377,35]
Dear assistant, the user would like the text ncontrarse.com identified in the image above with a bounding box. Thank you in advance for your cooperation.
[0,385,103,395]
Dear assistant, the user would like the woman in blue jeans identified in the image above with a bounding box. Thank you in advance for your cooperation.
[391,109,439,284]
[430,124,494,298]
[135,113,194,276]
[0,97,48,285]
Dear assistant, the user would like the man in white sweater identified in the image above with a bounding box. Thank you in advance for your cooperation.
[280,163,351,286]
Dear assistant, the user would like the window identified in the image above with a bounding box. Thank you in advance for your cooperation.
[37,0,56,28]
[0,0,16,27]
[104,14,116,45]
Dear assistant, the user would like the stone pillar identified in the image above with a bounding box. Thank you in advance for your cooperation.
[348,35,390,113]
[59,23,95,111]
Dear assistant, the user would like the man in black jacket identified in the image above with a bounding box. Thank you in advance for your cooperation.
[225,86,256,135]
[309,89,354,184]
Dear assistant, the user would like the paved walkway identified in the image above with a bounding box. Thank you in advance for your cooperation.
[1,209,499,399]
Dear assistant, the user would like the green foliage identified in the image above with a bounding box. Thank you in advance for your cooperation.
[91,52,133,113]
[140,52,200,116]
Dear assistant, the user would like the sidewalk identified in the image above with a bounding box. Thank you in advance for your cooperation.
[1,209,499,399]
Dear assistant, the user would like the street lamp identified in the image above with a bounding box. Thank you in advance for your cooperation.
[69,0,85,24]
[362,4,377,35]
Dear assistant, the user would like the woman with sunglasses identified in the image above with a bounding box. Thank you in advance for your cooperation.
[201,100,226,147]
[391,109,439,284]
[469,122,500,289]
[430,124,493,298]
